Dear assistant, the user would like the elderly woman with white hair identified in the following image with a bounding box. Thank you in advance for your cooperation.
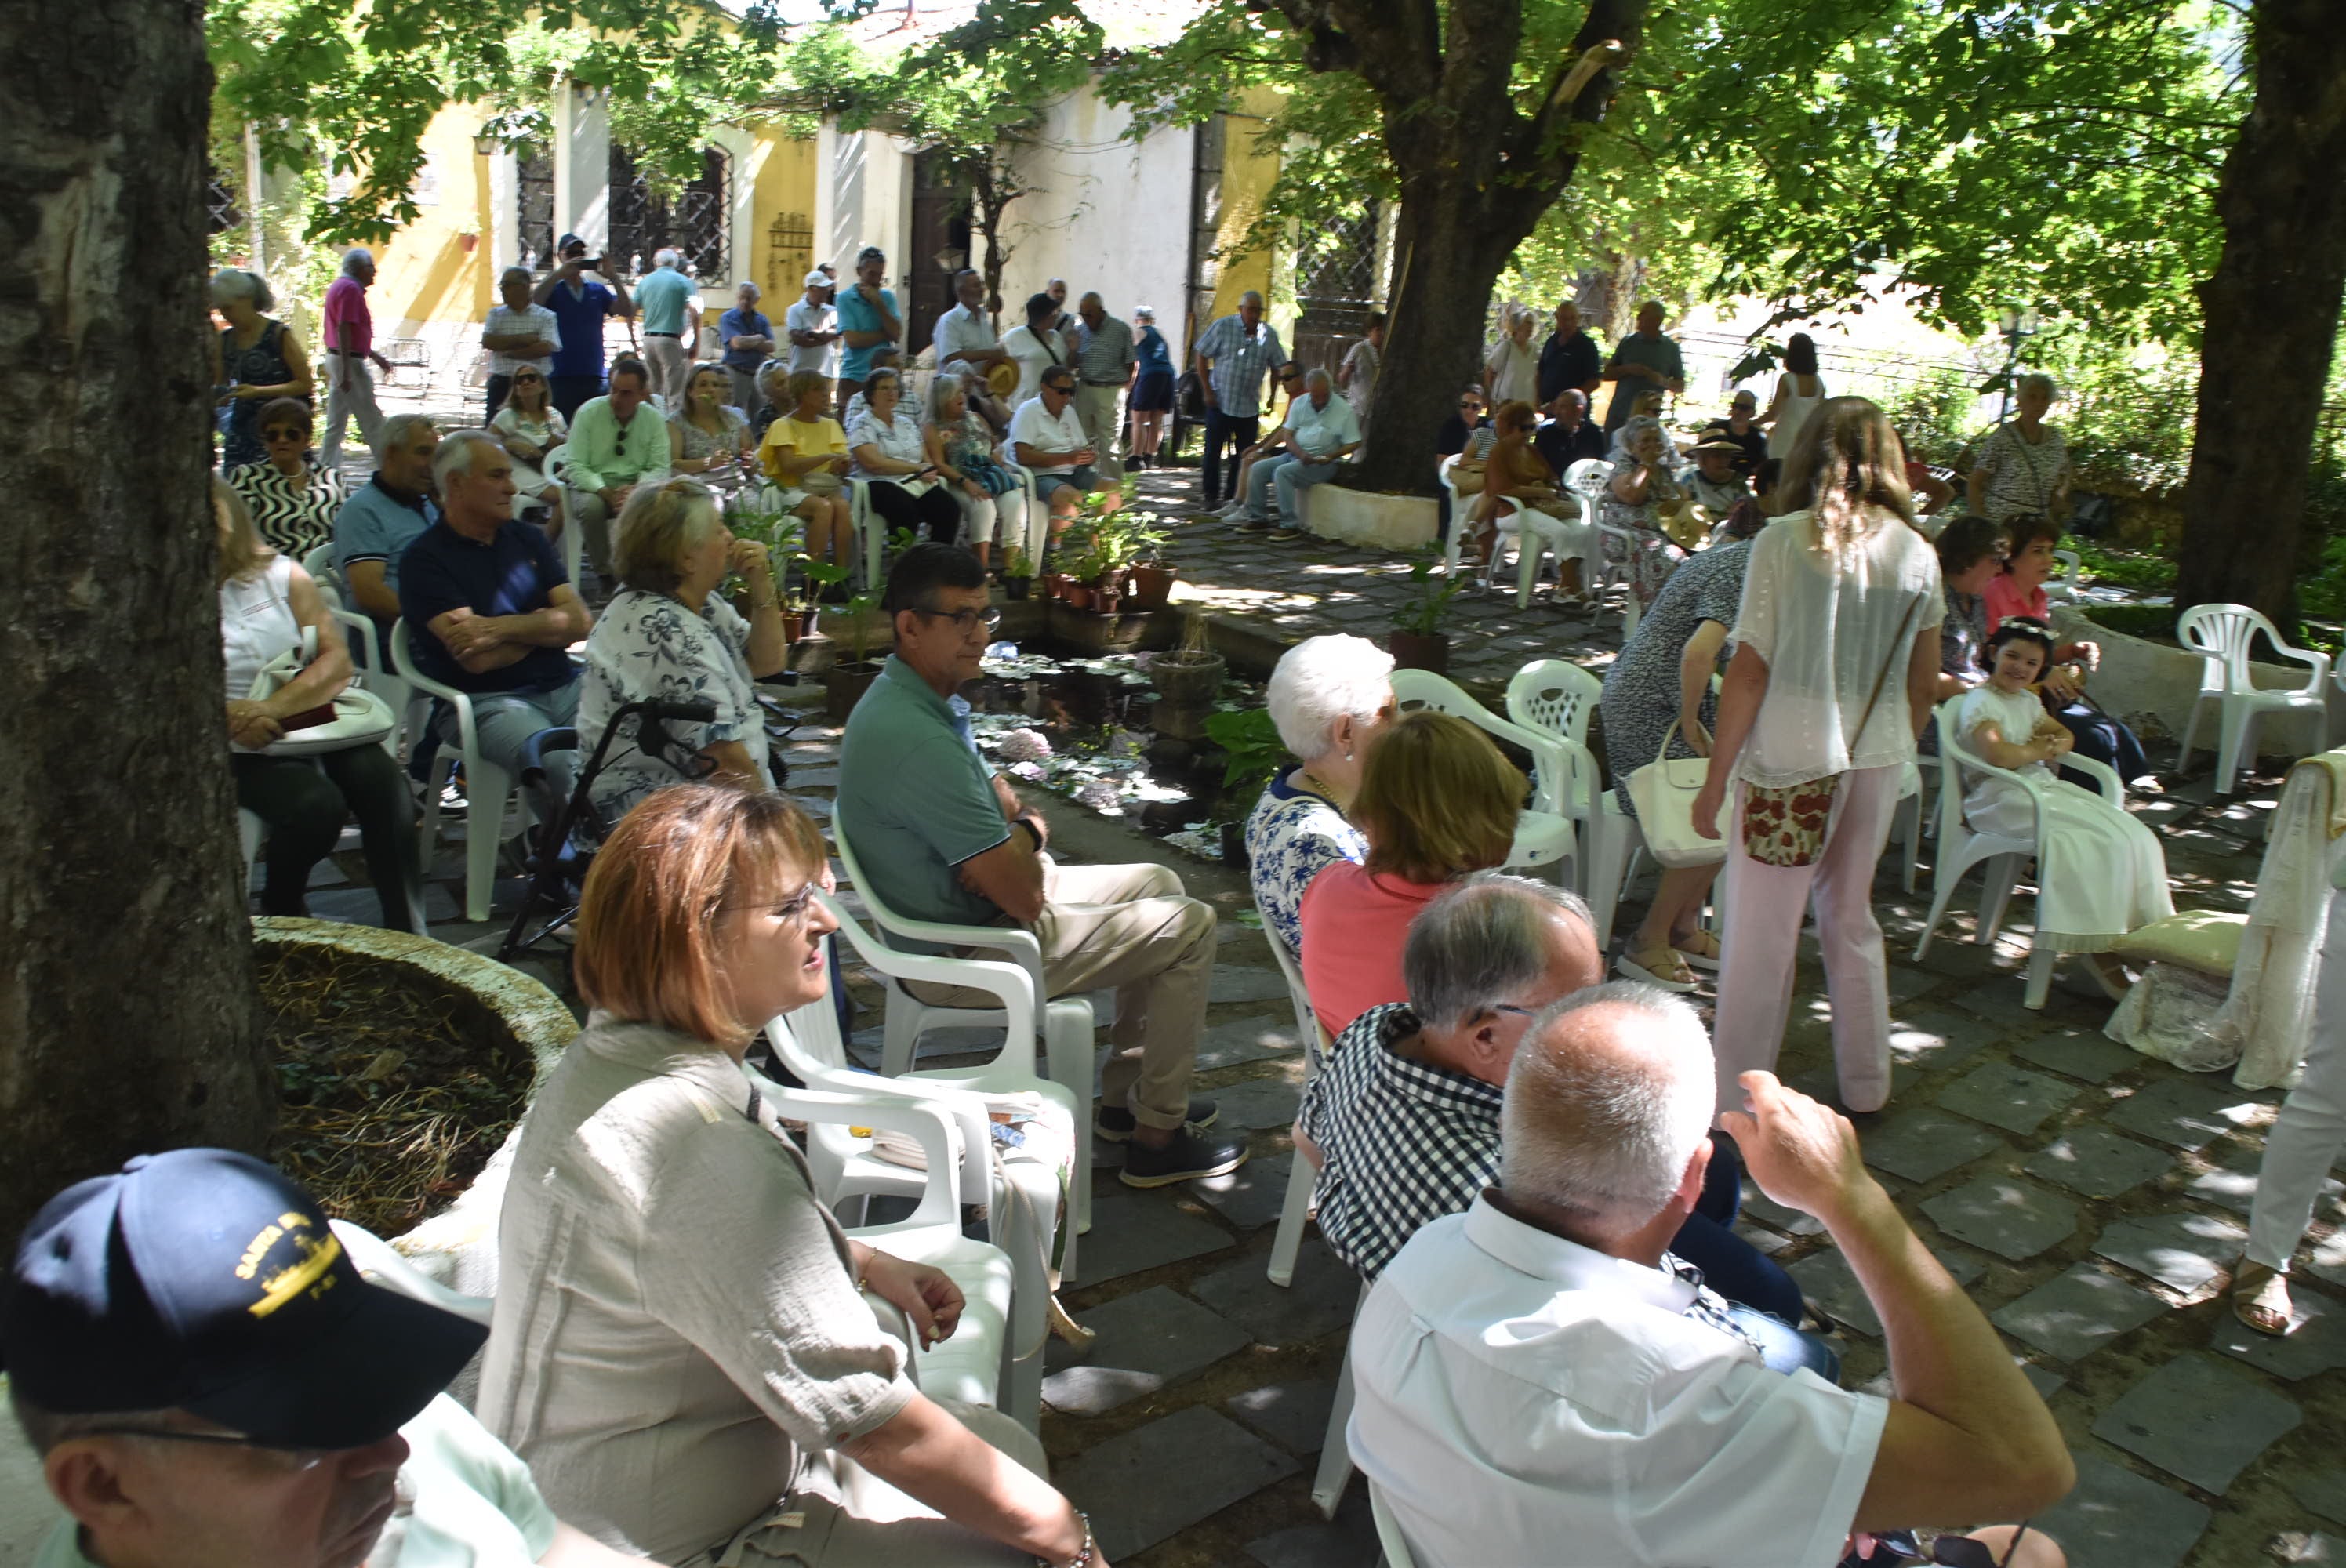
[1966,372,2071,524]
[1484,303,1538,408]
[1243,633,1399,957]
[208,268,313,470]
[922,372,1029,570]
[578,477,790,821]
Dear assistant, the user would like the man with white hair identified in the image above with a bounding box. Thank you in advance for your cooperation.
[1236,368,1359,536]
[481,265,562,423]
[320,247,392,466]
[1070,292,1136,478]
[633,249,696,408]
[1350,987,2075,1568]
[399,430,590,804]
[715,280,774,416]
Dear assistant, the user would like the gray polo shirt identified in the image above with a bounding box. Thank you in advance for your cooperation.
[836,655,1011,927]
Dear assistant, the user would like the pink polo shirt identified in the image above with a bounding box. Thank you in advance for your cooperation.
[322,274,372,357]
[1298,862,1447,1040]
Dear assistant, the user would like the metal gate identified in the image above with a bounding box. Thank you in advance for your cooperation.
[1292,204,1380,379]
[515,148,555,270]
[607,146,729,279]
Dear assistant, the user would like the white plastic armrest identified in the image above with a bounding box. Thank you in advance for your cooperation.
[749,1075,964,1229]
[820,892,1042,1029]
[391,628,481,757]
[859,904,1045,990]
[1516,729,1574,817]
[2283,644,2333,688]
[2065,752,2126,806]
[754,1039,998,1206]
[328,1220,493,1326]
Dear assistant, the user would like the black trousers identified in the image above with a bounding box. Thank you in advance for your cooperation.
[485,373,513,426]
[549,374,603,424]
[865,479,962,544]
[234,746,427,932]
[1200,408,1259,504]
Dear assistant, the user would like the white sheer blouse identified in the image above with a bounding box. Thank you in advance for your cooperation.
[1730,506,1944,789]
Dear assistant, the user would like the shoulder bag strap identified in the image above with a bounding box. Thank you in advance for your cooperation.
[1850,589,1927,746]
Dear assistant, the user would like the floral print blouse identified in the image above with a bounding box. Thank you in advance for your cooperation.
[579,588,766,821]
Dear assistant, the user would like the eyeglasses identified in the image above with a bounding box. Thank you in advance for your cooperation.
[1491,1004,1539,1021]
[911,603,1003,635]
[724,884,821,927]
[74,1425,329,1472]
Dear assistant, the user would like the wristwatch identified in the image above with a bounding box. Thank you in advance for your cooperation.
[1015,818,1045,852]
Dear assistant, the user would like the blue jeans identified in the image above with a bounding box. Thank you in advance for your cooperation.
[1275,454,1338,526]
[1730,1305,1843,1381]
[1671,1133,1807,1327]
[437,681,582,804]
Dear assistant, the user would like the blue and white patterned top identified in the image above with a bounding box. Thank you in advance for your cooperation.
[1244,771,1367,956]
[579,588,765,822]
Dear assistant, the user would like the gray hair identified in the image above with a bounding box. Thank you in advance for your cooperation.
[1499,982,1716,1236]
[655,248,681,270]
[499,264,532,289]
[924,369,969,426]
[375,412,439,460]
[341,247,374,274]
[1265,633,1395,760]
[1404,873,1594,1033]
[430,427,503,489]
[1240,290,1265,309]
[208,268,274,312]
[735,279,761,299]
[10,1387,180,1457]
[2016,372,2057,400]
[1305,368,1333,394]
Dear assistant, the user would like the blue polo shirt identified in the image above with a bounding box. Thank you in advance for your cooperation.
[398,520,577,694]
[835,285,899,383]
[837,655,1011,928]
[718,307,772,374]
[333,476,439,597]
[546,281,616,378]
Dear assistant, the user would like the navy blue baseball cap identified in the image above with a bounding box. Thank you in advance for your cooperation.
[1,1149,486,1450]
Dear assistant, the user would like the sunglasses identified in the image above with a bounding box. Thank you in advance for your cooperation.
[514,373,543,383]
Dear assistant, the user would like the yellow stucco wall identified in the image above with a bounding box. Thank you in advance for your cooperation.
[375,105,495,334]
[1207,85,1284,325]
[721,126,819,329]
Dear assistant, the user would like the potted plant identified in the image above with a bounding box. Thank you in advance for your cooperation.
[1121,510,1178,610]
[1202,704,1287,867]
[1148,612,1226,708]
[1389,550,1465,673]
[724,497,807,629]
[1001,546,1035,601]
[1059,544,1102,612]
[823,591,888,720]
[796,559,852,637]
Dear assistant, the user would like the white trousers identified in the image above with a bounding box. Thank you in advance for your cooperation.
[2247,887,2346,1272]
[322,357,383,468]
[1712,764,1903,1115]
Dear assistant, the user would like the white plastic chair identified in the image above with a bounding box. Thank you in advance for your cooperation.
[2041,548,2085,604]
[846,478,888,591]
[830,831,1095,1236]
[330,1219,494,1328]
[238,808,266,895]
[304,543,424,759]
[1914,694,2126,1008]
[2176,603,2332,795]
[391,619,528,923]
[750,1073,1017,1414]
[1502,659,1645,948]
[1368,1481,1420,1568]
[1389,670,1577,877]
[1303,1281,1372,1518]
[1262,921,1333,1288]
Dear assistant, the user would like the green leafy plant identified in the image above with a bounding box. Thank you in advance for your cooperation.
[844,592,882,666]
[1203,706,1287,797]
[1390,552,1465,637]
[1002,546,1034,580]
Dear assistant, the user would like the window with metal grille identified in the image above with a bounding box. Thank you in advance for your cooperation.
[608,146,729,280]
[515,147,555,270]
[1293,203,1381,376]
[206,162,243,236]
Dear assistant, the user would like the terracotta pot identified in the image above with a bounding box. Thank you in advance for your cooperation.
[1388,629,1450,674]
[1127,561,1177,611]
[1064,583,1095,612]
[1040,572,1072,602]
[1093,567,1131,609]
[790,608,820,641]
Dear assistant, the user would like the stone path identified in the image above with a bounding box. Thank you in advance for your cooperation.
[293,443,2345,1568]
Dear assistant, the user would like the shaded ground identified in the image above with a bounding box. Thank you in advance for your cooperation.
[305,385,2343,1567]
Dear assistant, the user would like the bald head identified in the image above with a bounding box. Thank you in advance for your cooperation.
[1499,982,1715,1239]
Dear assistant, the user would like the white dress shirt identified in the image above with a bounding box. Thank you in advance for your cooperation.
[1349,1196,1886,1568]
[1006,396,1087,458]
[1287,391,1362,460]
[784,298,837,376]
[933,303,999,368]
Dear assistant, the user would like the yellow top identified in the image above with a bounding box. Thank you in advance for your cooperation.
[757,414,847,485]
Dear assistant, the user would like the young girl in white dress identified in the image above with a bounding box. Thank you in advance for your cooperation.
[1956,616,2173,961]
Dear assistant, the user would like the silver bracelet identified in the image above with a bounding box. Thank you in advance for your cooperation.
[1035,1512,1093,1568]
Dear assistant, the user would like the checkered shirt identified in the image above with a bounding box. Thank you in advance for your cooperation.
[1299,1003,1761,1352]
[1191,313,1287,418]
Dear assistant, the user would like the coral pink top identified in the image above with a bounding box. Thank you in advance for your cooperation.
[1298,862,1447,1040]
[1981,572,2046,637]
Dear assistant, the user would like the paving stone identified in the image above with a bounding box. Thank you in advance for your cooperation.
[1947,982,2051,1033]
[2032,1454,2210,1568]
[1190,1236,1361,1346]
[2294,1468,2346,1526]
[1919,1177,2082,1261]
[1789,1244,1985,1338]
[2090,1351,2302,1494]
[1934,1062,2083,1135]
[2010,1026,2141,1084]
[1241,1488,1382,1568]
[1224,1377,1339,1455]
[1041,1285,1254,1415]
[1887,1008,2002,1073]
[2210,1282,2346,1380]
[2104,1075,2268,1151]
[1860,1109,2008,1183]
[782,764,839,789]
[2019,1359,2066,1398]
[2312,1232,2346,1289]
[1991,1262,2169,1362]
[1788,1058,1921,1106]
[1073,1185,1236,1284]
[1211,1075,1305,1131]
[1737,1221,1795,1254]
[1211,967,1298,1004]
[2184,1155,2344,1221]
[2093,1210,2248,1294]
[2024,1127,2177,1200]
[1189,1156,1295,1230]
[1059,1406,1302,1561]
[1195,1014,1306,1072]
[1740,1189,1825,1236]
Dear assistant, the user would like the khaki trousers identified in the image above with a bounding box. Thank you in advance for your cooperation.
[682,1401,1044,1568]
[913,855,1215,1131]
[1073,383,1123,479]
[645,334,692,408]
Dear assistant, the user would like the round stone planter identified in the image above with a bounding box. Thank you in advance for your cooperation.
[2056,604,2339,757]
[1303,485,1438,550]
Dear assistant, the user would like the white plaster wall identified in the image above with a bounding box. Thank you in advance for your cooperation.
[997,88,1191,327]
[558,83,611,255]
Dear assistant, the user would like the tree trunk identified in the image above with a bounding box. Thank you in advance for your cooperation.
[1353,176,1542,492]
[2174,0,2346,626]
[0,0,273,1240]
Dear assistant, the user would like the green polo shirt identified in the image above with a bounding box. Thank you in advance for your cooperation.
[1602,331,1687,429]
[837,655,1012,927]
